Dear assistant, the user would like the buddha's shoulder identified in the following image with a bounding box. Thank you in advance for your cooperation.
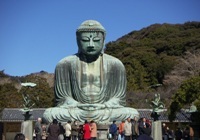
[57,54,78,65]
[103,54,124,65]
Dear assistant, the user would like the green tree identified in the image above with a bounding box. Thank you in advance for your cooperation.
[168,76,200,122]
[19,75,54,108]
[0,83,20,109]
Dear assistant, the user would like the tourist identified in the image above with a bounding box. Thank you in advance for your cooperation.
[34,118,42,140]
[41,124,48,140]
[47,119,60,140]
[83,120,91,140]
[138,117,146,135]
[14,133,25,140]
[162,123,168,140]
[118,120,125,140]
[145,119,151,127]
[137,123,152,140]
[142,123,151,136]
[166,127,174,140]
[189,125,194,140]
[78,124,84,140]
[124,118,132,140]
[131,117,139,140]
[64,121,72,140]
[58,122,65,140]
[183,126,190,140]
[71,120,79,140]
[109,120,118,140]
[175,127,183,140]
[90,120,97,140]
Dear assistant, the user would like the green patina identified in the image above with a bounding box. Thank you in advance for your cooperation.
[43,20,139,123]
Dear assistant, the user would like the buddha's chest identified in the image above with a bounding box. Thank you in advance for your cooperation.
[80,59,101,94]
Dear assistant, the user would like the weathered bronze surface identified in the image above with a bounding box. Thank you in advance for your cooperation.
[43,20,139,123]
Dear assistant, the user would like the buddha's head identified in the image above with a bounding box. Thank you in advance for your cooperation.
[76,20,106,57]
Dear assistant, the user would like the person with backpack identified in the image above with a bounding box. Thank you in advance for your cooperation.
[109,120,118,140]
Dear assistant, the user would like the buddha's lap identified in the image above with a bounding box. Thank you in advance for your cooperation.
[43,106,139,122]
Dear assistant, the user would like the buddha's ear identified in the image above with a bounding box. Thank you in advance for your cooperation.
[76,35,82,54]
[101,40,105,54]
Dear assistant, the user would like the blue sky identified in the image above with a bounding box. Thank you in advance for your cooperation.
[1,0,200,76]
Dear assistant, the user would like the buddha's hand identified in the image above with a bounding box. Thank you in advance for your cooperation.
[58,97,79,108]
[104,98,124,109]
[77,103,106,111]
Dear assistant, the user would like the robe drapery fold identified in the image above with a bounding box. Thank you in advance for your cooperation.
[54,53,126,107]
[43,53,139,123]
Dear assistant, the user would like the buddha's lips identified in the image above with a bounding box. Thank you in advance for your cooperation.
[87,48,95,52]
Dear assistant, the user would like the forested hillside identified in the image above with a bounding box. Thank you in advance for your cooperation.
[1,21,200,113]
[105,21,200,109]
[0,71,54,110]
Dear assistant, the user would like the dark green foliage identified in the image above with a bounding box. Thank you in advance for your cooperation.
[0,83,19,109]
[0,71,54,109]
[105,21,200,112]
[105,21,200,91]
[168,76,200,122]
[19,75,54,108]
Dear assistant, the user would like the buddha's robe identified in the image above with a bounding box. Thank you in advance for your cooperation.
[43,53,139,123]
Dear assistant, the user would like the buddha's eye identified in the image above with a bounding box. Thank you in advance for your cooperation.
[81,37,90,41]
[93,37,101,42]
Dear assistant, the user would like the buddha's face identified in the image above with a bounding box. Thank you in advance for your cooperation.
[77,32,104,56]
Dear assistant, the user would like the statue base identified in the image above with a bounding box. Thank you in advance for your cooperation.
[152,121,162,140]
[21,120,33,140]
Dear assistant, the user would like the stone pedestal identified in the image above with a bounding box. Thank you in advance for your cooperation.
[152,121,162,140]
[21,121,33,140]
[97,124,109,140]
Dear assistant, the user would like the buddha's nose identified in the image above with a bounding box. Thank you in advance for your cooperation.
[88,40,95,47]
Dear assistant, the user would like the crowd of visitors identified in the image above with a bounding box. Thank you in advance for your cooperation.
[33,118,98,140]
[107,117,196,140]
[162,123,195,140]
[108,117,153,140]
[31,117,196,140]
